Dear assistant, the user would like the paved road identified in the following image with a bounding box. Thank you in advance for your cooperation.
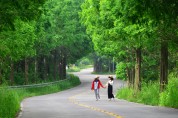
[18,68,178,118]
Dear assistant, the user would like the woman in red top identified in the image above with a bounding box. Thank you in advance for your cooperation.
[91,76,105,101]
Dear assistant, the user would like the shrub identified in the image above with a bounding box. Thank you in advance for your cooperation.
[116,87,135,101]
[115,62,127,80]
[117,81,160,106]
[160,76,178,108]
[138,82,159,105]
[0,88,20,118]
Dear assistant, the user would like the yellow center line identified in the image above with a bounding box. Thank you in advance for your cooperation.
[68,94,123,118]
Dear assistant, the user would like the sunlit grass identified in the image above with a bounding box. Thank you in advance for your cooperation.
[67,65,93,72]
[67,66,80,72]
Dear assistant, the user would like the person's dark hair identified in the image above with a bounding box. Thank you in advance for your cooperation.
[108,76,114,81]
[94,76,99,81]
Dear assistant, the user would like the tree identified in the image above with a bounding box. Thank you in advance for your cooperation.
[80,0,154,91]
[81,0,178,92]
[0,0,46,31]
[33,0,92,80]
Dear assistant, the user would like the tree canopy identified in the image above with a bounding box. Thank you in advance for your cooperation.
[80,0,178,91]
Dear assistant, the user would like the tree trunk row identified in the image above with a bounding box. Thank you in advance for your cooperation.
[93,56,116,73]
[7,47,67,85]
[126,41,168,92]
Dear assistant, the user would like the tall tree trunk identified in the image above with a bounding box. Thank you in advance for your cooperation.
[126,56,131,87]
[108,60,111,73]
[34,57,38,83]
[59,49,63,79]
[10,62,14,85]
[25,58,29,85]
[0,68,2,85]
[160,41,168,92]
[126,67,131,87]
[43,57,47,81]
[131,68,135,88]
[58,47,67,80]
[134,47,141,91]
[59,59,62,79]
[53,50,57,80]
[93,57,98,72]
[112,57,115,73]
[47,55,53,81]
[98,59,102,72]
[38,56,43,80]
[127,67,135,88]
[62,54,66,79]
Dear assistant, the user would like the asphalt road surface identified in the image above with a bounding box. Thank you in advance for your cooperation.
[18,68,178,118]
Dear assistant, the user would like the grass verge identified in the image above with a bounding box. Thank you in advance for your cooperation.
[0,74,81,118]
[116,75,178,108]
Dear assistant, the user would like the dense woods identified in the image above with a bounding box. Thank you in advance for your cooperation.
[0,0,91,85]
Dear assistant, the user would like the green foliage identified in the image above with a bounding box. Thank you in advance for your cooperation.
[117,82,160,105]
[137,82,160,105]
[0,0,92,86]
[0,88,20,118]
[67,66,80,72]
[160,75,178,108]
[14,72,25,85]
[75,57,93,67]
[67,56,93,72]
[142,49,160,82]
[37,0,91,62]
[116,87,135,101]
[0,74,80,118]
[115,62,127,80]
[0,20,36,61]
[117,77,178,108]
[0,0,46,31]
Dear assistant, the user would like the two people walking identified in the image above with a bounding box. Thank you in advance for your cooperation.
[91,75,115,101]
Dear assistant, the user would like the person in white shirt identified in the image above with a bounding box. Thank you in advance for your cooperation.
[106,75,114,100]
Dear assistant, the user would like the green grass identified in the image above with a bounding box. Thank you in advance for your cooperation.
[116,76,178,108]
[160,76,178,108]
[67,65,93,72]
[67,66,80,72]
[137,82,160,105]
[91,71,115,75]
[116,87,135,102]
[0,88,20,118]
[0,74,81,118]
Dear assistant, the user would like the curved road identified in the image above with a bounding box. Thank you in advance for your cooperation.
[18,68,178,118]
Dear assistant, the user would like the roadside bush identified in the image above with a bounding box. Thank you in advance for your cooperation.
[160,75,178,108]
[115,62,127,80]
[0,88,20,118]
[116,87,135,101]
[117,74,178,108]
[137,82,159,105]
